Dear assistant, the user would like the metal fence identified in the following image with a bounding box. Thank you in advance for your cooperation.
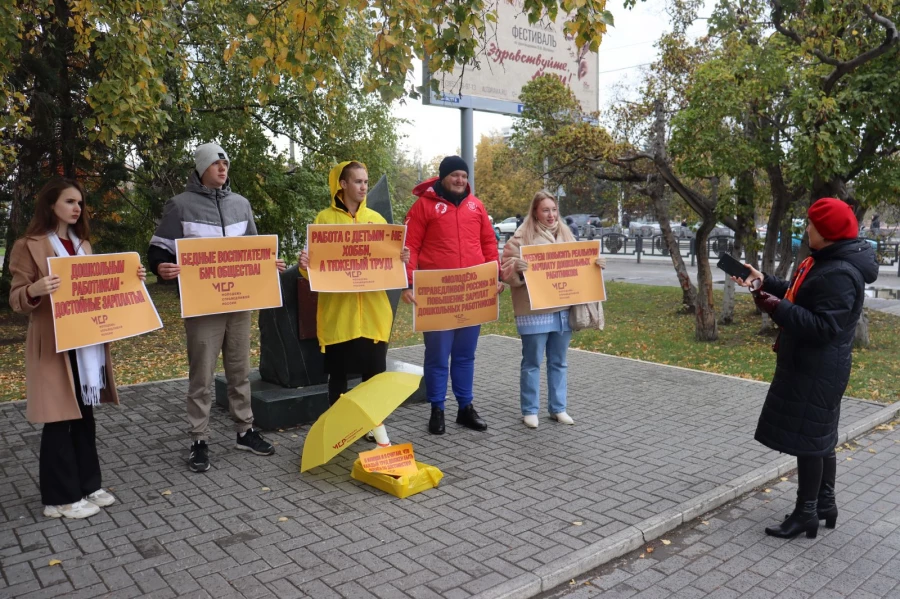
[599,233,737,265]
[595,234,900,274]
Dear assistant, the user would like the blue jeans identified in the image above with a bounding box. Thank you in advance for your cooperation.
[520,331,571,416]
[423,325,480,410]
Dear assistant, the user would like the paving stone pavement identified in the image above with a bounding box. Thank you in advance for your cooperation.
[541,418,900,599]
[0,335,892,599]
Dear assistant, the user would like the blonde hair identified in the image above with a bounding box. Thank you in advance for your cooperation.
[518,190,576,245]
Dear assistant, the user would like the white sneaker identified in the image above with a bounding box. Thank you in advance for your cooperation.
[85,489,116,507]
[43,499,101,519]
[552,412,575,425]
[523,414,539,428]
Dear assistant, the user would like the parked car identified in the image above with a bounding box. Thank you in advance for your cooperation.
[494,217,518,240]
[564,214,601,237]
[628,220,662,237]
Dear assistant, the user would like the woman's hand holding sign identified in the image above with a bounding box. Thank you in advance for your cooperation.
[137,265,147,282]
[595,256,607,269]
[298,249,309,271]
[514,258,528,273]
[27,274,60,298]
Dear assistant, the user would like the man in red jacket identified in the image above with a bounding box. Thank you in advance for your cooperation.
[402,156,503,434]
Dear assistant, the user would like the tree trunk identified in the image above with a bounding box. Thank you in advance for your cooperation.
[763,165,796,276]
[649,180,697,313]
[694,217,718,341]
[854,311,870,349]
[774,216,795,279]
[53,0,77,177]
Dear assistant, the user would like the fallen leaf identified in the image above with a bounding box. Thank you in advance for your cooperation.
[261,487,271,492]
[847,457,853,461]
[639,553,645,558]
[780,477,788,482]
[291,434,298,438]
[278,517,289,522]
[661,539,671,545]
[573,521,583,526]
[646,546,654,553]
[874,424,893,431]
[48,559,61,566]
[161,490,172,496]
[278,429,284,432]
[273,442,280,446]
[763,488,772,493]
[569,579,576,586]
[867,448,876,454]
[701,521,709,525]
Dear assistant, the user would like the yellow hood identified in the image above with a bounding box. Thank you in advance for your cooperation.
[328,160,368,210]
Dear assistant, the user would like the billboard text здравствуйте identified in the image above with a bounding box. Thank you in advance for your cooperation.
[424,0,598,116]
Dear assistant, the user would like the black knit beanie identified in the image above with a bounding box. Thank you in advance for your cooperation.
[439,155,469,181]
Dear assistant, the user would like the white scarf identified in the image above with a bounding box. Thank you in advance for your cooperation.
[48,232,107,406]
[535,220,560,244]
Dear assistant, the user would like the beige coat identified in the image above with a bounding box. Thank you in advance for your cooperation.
[500,229,566,318]
[9,234,119,423]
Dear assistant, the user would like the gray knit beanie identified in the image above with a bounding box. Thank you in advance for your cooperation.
[194,143,229,176]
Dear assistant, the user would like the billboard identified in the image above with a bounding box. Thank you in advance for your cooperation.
[423,0,599,116]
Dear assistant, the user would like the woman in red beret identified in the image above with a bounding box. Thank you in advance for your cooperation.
[734,198,878,539]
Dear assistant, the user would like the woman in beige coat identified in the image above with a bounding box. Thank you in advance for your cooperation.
[9,178,144,519]
[501,191,605,428]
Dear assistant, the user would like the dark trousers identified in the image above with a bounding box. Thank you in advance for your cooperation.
[328,368,384,405]
[39,354,102,506]
[796,450,837,501]
[325,338,388,405]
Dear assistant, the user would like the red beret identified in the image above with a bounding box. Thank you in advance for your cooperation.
[807,198,858,241]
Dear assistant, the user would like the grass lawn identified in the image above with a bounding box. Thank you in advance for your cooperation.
[1,279,898,403]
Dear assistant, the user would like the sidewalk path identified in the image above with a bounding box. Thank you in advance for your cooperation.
[1,336,896,598]
[542,419,900,599]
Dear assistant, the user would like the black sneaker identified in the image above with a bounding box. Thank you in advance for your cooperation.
[235,428,275,456]
[189,441,210,472]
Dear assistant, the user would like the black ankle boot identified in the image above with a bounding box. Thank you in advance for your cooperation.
[456,404,487,431]
[765,499,819,539]
[817,482,838,529]
[428,405,445,435]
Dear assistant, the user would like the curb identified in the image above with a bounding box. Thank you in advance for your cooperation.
[474,401,900,599]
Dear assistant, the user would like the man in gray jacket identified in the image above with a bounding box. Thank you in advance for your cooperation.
[149,143,285,473]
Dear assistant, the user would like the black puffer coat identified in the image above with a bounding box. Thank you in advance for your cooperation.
[755,239,879,457]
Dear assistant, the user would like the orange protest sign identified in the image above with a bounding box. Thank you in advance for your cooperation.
[358,443,418,477]
[412,262,499,332]
[521,241,606,310]
[47,252,162,352]
[175,235,283,318]
[306,224,407,292]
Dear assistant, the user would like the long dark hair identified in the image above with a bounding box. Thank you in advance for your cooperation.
[24,177,90,242]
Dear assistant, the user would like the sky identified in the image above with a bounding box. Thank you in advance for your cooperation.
[392,0,708,163]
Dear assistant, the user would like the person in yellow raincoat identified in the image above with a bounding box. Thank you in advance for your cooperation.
[299,161,409,447]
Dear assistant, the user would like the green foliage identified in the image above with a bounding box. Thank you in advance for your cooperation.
[511,74,613,198]
[474,133,542,219]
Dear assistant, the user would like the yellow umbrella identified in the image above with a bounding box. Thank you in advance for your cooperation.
[300,371,422,472]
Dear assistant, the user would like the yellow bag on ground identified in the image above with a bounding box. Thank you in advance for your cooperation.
[350,459,443,499]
